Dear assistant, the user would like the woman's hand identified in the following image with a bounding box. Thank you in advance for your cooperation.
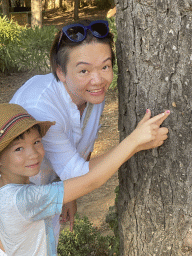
[130,109,170,152]
[59,200,77,231]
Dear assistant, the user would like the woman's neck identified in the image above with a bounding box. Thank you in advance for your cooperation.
[78,102,87,117]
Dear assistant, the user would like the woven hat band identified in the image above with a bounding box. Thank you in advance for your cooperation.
[0,113,34,141]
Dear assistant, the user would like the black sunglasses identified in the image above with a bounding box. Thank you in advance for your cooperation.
[57,20,109,51]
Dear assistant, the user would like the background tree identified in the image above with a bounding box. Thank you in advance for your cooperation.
[24,0,31,8]
[2,0,9,17]
[59,0,63,8]
[116,0,192,255]
[74,0,80,20]
[31,0,42,27]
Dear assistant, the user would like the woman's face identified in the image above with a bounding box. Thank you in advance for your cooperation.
[56,42,113,108]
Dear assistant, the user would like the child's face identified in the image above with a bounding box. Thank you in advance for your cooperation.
[0,128,45,184]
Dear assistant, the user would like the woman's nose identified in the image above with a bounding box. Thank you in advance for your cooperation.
[90,72,103,85]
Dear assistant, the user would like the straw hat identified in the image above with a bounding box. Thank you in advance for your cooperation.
[0,103,55,152]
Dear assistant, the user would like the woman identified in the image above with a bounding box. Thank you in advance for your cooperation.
[10,19,169,244]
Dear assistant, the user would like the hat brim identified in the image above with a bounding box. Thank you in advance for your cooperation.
[0,119,55,153]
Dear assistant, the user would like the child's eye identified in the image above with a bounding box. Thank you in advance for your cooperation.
[15,147,23,152]
[34,139,41,145]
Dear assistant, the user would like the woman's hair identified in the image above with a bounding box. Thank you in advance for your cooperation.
[50,19,115,81]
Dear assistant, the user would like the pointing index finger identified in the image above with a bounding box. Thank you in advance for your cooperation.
[148,110,170,126]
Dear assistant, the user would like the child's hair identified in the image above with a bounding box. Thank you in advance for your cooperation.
[15,124,42,141]
[50,19,115,81]
[0,103,55,154]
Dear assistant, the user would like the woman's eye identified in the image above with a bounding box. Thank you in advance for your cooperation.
[15,147,23,152]
[103,65,109,70]
[80,69,87,74]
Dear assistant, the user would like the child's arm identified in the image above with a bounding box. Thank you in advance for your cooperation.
[63,110,170,204]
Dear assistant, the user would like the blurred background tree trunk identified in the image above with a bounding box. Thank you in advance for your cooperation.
[31,0,42,27]
[2,0,10,17]
[116,0,192,254]
[74,0,80,20]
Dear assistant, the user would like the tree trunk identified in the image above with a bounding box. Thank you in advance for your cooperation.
[31,0,42,28]
[74,0,80,20]
[2,0,9,17]
[116,0,192,255]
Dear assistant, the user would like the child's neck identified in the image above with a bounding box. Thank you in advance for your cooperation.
[0,175,30,188]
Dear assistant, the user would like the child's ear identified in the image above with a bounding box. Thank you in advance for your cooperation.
[56,66,66,83]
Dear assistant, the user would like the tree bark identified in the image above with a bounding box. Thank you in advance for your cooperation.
[2,0,9,17]
[31,0,42,28]
[116,0,192,255]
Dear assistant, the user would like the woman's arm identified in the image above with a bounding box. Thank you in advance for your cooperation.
[0,240,5,252]
[63,110,170,204]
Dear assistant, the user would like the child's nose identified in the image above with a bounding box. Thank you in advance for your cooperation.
[28,147,39,159]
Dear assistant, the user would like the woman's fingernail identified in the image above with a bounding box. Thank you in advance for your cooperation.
[166,110,170,114]
[146,109,149,113]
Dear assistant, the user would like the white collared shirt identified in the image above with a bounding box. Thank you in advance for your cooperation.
[10,73,105,182]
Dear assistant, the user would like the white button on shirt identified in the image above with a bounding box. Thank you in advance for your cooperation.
[10,73,105,182]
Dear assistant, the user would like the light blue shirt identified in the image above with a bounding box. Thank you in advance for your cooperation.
[0,182,64,255]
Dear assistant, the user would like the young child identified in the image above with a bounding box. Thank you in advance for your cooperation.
[0,103,170,255]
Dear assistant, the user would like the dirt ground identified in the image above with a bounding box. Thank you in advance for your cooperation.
[0,6,119,236]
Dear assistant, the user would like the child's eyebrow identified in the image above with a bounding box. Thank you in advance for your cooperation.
[10,135,41,147]
[9,139,24,147]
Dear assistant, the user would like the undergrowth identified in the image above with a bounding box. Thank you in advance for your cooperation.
[57,187,119,255]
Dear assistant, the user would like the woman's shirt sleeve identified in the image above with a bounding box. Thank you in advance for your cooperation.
[42,122,90,180]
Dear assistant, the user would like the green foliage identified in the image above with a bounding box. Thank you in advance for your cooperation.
[108,17,117,42]
[0,16,23,72]
[0,16,58,73]
[14,25,58,72]
[57,214,117,256]
[108,17,118,90]
[106,186,120,255]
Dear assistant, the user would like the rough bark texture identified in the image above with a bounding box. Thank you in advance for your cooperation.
[116,0,192,255]
[31,0,42,28]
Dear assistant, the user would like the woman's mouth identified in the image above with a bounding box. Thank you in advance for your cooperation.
[87,88,103,94]
[26,162,40,168]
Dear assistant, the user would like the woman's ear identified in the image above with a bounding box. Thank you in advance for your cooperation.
[56,66,66,83]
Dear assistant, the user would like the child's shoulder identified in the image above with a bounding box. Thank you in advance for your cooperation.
[0,182,23,191]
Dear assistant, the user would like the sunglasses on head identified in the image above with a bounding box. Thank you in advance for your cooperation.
[57,20,109,51]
